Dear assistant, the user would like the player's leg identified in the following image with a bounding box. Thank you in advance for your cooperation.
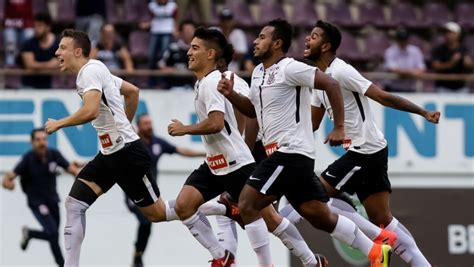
[215,192,239,256]
[363,192,430,266]
[174,163,233,264]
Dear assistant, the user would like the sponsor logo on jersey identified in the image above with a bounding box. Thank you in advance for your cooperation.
[264,142,278,156]
[207,154,228,170]
[99,134,113,148]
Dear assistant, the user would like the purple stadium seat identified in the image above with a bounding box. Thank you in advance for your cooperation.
[364,32,390,61]
[228,0,255,28]
[128,30,150,62]
[105,0,120,24]
[56,0,76,24]
[465,35,474,58]
[409,34,430,59]
[359,2,387,28]
[455,3,474,29]
[389,2,421,28]
[420,2,452,28]
[291,0,318,28]
[0,0,4,23]
[123,0,152,24]
[338,31,363,61]
[287,34,306,60]
[258,0,286,26]
[32,0,48,15]
[325,2,357,28]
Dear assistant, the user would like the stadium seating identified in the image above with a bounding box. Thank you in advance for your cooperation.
[291,0,318,29]
[227,0,255,28]
[388,2,421,28]
[56,0,76,25]
[420,2,452,28]
[455,2,474,29]
[33,0,49,15]
[325,2,358,28]
[258,0,287,26]
[358,2,387,28]
[128,30,150,64]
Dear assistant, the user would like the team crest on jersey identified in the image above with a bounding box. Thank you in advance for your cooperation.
[267,71,276,85]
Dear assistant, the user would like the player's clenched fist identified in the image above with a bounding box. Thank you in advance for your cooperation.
[217,72,234,96]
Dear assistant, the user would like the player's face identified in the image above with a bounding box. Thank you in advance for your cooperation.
[253,26,274,60]
[187,37,213,72]
[55,37,77,72]
[31,131,48,154]
[137,116,153,138]
[304,27,325,61]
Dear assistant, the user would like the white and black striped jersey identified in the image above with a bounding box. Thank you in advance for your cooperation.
[76,59,139,155]
[311,57,387,154]
[248,58,316,159]
[194,70,254,175]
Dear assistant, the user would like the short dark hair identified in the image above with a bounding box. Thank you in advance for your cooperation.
[221,43,234,65]
[136,113,149,126]
[31,128,45,140]
[34,13,52,26]
[267,18,293,53]
[179,19,196,31]
[60,29,91,57]
[193,27,228,61]
[315,20,341,53]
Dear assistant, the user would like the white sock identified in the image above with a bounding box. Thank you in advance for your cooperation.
[216,215,238,255]
[279,204,303,224]
[272,217,317,267]
[182,211,225,259]
[245,218,273,266]
[330,215,374,256]
[328,198,382,240]
[165,200,178,221]
[64,196,89,267]
[386,217,430,266]
[199,201,226,216]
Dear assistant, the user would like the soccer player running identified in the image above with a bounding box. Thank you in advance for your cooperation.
[45,29,169,266]
[129,113,205,267]
[2,128,80,267]
[218,18,392,267]
[298,20,438,266]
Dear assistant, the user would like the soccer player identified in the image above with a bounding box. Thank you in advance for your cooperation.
[293,20,438,266]
[2,128,80,267]
[218,19,392,267]
[45,29,169,266]
[129,113,205,267]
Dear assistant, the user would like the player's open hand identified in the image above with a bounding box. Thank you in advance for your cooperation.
[168,119,187,136]
[45,118,60,135]
[2,178,14,190]
[424,111,440,124]
[217,72,234,97]
[325,126,345,146]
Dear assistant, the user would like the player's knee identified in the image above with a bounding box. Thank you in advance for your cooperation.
[369,212,392,227]
[238,198,259,220]
[65,196,90,214]
[174,198,196,220]
[143,213,162,223]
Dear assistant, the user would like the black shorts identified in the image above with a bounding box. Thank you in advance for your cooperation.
[247,151,329,209]
[252,140,267,165]
[78,140,160,207]
[185,163,255,202]
[321,146,391,202]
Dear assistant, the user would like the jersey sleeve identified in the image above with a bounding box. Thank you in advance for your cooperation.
[77,64,106,93]
[202,79,226,115]
[311,90,323,108]
[284,60,317,88]
[53,150,70,170]
[13,155,28,176]
[333,63,372,95]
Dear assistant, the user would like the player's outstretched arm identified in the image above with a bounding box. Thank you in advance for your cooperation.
[314,70,345,146]
[45,90,101,134]
[217,73,256,118]
[176,147,206,157]
[2,171,17,190]
[120,80,140,122]
[168,111,225,136]
[365,84,440,123]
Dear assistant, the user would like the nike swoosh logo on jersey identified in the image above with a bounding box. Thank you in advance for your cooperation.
[325,171,336,178]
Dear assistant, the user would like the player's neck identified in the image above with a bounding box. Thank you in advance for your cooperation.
[195,65,216,80]
[315,54,336,72]
[262,51,285,69]
[71,57,90,74]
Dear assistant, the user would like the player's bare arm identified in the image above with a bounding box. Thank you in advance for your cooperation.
[217,73,256,118]
[313,70,345,145]
[66,164,80,177]
[45,90,101,134]
[2,171,17,190]
[311,105,326,132]
[365,84,441,123]
[168,111,225,136]
[244,118,259,150]
[176,147,206,157]
[120,80,140,122]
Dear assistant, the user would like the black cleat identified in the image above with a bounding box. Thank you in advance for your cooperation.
[20,226,30,251]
